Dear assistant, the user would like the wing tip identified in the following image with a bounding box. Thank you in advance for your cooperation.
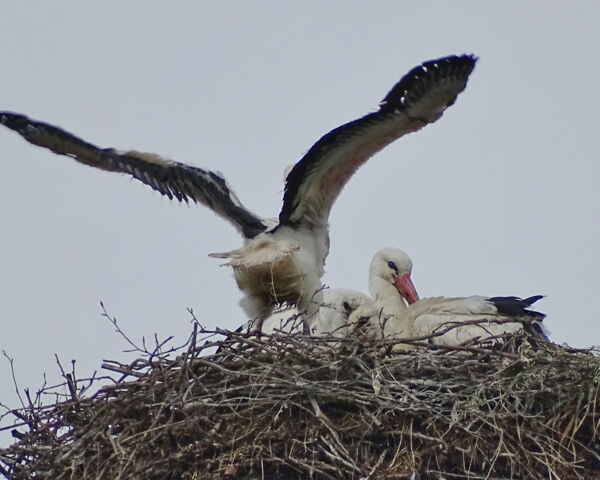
[0,111,32,133]
[379,53,478,113]
[488,295,546,320]
[278,54,479,228]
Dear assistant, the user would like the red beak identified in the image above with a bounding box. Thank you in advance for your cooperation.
[394,273,419,305]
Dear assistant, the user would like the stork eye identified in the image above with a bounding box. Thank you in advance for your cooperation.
[387,261,398,273]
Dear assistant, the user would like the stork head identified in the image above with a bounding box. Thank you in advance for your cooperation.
[369,247,419,305]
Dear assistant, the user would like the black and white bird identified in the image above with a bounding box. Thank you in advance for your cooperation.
[0,55,476,331]
[349,247,547,348]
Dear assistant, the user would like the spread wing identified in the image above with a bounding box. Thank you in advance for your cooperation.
[0,113,268,239]
[279,54,477,228]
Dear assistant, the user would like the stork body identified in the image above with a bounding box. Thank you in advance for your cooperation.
[350,248,547,348]
[212,224,329,328]
[389,295,547,349]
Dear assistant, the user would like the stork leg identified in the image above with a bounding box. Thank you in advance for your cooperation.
[239,295,273,334]
[299,286,325,335]
[248,310,273,334]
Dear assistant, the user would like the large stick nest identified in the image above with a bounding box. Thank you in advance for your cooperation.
[1,321,599,479]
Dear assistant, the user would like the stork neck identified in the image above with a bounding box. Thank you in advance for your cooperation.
[369,276,408,316]
[369,275,412,340]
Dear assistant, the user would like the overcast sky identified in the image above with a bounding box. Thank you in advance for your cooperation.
[1,3,599,445]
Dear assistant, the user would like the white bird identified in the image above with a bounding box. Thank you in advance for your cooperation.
[0,55,476,331]
[216,288,372,353]
[238,287,372,337]
[350,247,547,349]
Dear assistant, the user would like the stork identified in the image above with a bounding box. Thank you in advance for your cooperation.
[0,55,476,331]
[350,247,547,348]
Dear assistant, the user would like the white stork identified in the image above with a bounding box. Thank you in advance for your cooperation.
[350,247,547,348]
[235,287,372,338]
[0,55,476,331]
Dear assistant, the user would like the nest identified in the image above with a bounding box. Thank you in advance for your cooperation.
[1,317,599,480]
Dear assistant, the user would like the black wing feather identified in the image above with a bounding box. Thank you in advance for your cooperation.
[0,112,268,239]
[487,295,546,319]
[279,54,477,227]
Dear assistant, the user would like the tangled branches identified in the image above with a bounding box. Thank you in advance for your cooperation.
[0,322,599,479]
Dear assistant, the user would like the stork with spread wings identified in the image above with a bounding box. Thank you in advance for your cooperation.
[1,54,477,332]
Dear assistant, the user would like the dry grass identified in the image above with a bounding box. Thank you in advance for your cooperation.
[1,315,599,479]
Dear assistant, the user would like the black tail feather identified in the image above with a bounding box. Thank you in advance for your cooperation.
[487,295,546,319]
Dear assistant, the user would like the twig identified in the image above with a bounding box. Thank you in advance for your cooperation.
[2,351,25,410]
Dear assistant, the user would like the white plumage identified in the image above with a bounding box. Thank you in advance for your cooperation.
[388,295,546,349]
[240,288,372,339]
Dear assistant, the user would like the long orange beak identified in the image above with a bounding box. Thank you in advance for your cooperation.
[394,273,419,305]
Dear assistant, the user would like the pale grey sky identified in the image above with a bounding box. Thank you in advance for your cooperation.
[1,2,599,444]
